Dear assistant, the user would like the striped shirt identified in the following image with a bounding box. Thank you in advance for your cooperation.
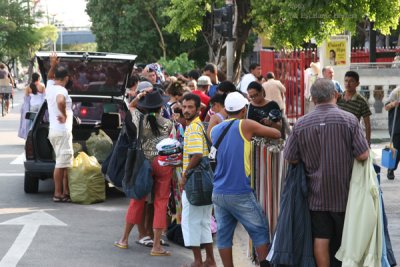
[284,104,369,212]
[337,92,371,120]
[183,117,209,173]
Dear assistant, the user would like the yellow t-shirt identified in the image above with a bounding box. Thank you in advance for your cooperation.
[183,117,209,173]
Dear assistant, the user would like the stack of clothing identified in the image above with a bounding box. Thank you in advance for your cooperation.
[156,138,182,166]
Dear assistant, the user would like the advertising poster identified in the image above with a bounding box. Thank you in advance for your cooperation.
[326,37,348,66]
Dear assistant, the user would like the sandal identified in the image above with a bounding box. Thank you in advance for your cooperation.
[62,194,72,203]
[135,236,154,247]
[150,250,171,256]
[114,241,128,249]
[53,196,64,202]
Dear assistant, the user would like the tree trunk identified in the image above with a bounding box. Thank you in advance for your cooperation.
[147,10,166,58]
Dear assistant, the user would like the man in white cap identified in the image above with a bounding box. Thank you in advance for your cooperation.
[210,92,281,267]
[192,75,211,120]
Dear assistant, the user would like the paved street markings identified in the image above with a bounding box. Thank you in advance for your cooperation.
[10,153,25,165]
[0,211,67,267]
[0,173,23,177]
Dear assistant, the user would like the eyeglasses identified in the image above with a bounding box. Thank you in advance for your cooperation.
[249,93,260,99]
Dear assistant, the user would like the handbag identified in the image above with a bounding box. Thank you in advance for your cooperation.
[122,114,153,199]
[184,123,214,206]
[208,120,235,171]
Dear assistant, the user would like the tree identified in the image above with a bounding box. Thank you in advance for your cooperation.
[251,0,400,48]
[0,0,57,77]
[165,0,400,81]
[86,0,207,65]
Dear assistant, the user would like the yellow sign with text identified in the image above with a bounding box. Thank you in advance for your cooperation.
[326,40,347,66]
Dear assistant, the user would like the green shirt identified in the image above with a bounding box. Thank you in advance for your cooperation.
[337,92,371,120]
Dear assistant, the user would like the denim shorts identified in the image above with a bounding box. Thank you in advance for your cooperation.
[212,192,269,249]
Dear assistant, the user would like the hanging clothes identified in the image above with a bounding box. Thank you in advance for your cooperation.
[335,153,382,267]
[267,162,315,267]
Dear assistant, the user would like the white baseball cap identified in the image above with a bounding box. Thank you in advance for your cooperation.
[224,92,249,112]
[197,75,212,86]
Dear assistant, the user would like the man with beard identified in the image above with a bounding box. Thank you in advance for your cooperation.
[180,93,216,267]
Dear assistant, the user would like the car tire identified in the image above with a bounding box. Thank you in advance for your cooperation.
[24,172,39,193]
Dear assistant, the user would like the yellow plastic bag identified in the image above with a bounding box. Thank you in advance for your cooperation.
[86,129,113,162]
[68,152,106,204]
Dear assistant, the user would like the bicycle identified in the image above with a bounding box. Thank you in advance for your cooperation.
[0,85,12,117]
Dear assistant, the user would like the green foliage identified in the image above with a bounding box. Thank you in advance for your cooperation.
[250,0,400,48]
[158,53,195,75]
[86,0,204,64]
[0,0,57,66]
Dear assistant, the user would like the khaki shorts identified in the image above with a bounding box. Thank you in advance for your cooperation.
[48,130,73,168]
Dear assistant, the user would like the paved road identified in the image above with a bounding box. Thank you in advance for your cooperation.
[0,88,398,266]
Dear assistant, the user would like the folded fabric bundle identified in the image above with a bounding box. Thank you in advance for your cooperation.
[158,153,182,166]
[159,146,182,156]
[156,138,181,152]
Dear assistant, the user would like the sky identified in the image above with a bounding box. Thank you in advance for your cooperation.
[36,0,91,27]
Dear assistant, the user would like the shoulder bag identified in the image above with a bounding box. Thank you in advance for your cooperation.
[208,119,235,171]
[122,114,153,199]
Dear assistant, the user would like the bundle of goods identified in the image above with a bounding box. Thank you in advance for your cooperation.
[156,138,182,166]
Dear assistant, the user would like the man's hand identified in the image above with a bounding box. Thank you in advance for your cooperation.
[57,114,66,124]
[50,52,59,67]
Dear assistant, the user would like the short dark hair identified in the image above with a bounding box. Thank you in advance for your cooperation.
[217,81,236,93]
[203,63,217,74]
[345,71,359,82]
[247,81,263,92]
[210,93,227,106]
[182,93,201,109]
[127,74,139,88]
[226,108,244,116]
[249,63,260,71]
[188,69,200,80]
[266,72,275,79]
[54,66,69,80]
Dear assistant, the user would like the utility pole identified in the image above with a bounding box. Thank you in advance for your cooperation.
[213,1,234,81]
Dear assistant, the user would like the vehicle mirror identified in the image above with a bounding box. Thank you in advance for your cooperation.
[25,111,37,120]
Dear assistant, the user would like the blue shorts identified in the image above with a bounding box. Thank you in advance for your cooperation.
[212,192,269,249]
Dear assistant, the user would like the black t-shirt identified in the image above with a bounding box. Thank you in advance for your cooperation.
[247,101,280,124]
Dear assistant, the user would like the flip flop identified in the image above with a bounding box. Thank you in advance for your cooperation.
[135,236,153,247]
[114,241,128,249]
[150,250,171,256]
[53,196,64,203]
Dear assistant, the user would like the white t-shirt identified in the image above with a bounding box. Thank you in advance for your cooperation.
[46,80,73,132]
[239,73,256,94]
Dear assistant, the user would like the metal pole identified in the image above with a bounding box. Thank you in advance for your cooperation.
[226,3,234,81]
[226,41,234,81]
[60,26,63,51]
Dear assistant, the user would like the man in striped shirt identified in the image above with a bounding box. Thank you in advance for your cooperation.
[180,93,216,267]
[337,71,372,145]
[284,79,369,267]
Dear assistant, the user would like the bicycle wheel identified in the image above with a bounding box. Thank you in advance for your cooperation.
[1,97,4,117]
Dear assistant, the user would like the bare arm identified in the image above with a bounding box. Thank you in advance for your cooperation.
[48,52,59,80]
[56,94,67,123]
[207,115,221,139]
[385,101,399,111]
[363,116,371,145]
[180,153,203,187]
[241,119,281,141]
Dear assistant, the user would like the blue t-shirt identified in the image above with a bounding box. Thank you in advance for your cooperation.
[207,84,218,98]
[211,119,252,194]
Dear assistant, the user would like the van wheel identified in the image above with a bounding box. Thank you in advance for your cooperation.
[24,172,39,193]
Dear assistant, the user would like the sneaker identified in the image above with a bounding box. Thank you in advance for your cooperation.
[387,169,395,180]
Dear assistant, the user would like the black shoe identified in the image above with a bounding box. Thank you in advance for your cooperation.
[387,169,395,180]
